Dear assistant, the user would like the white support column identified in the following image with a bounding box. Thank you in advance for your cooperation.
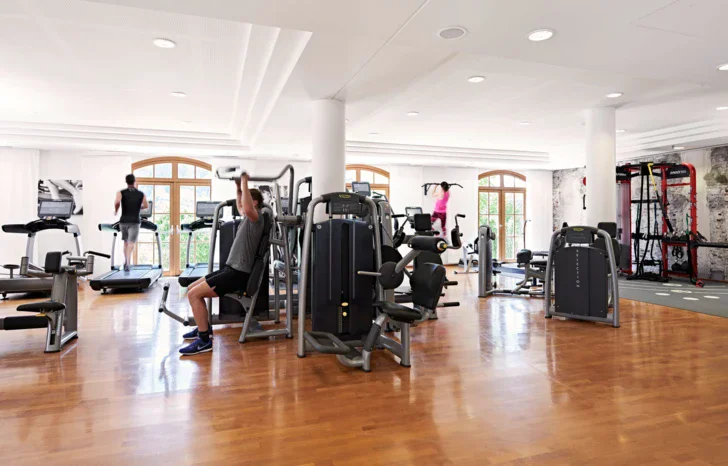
[585,107,617,226]
[312,99,346,221]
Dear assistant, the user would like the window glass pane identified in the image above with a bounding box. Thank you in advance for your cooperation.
[515,193,524,215]
[154,185,170,213]
[374,173,388,184]
[372,189,387,200]
[489,175,500,187]
[479,177,488,187]
[515,177,526,188]
[155,214,171,243]
[196,167,212,179]
[155,163,172,178]
[360,170,374,183]
[134,165,153,178]
[196,186,211,201]
[160,242,170,272]
[488,217,499,259]
[515,237,524,253]
[137,243,153,266]
[195,240,210,264]
[505,193,514,215]
[515,217,524,236]
[479,193,488,216]
[506,237,514,259]
[138,230,153,243]
[179,163,195,179]
[506,216,515,235]
[345,170,356,183]
[138,184,154,200]
[179,237,190,267]
[197,231,211,245]
[489,193,499,215]
[503,175,515,188]
[180,186,195,214]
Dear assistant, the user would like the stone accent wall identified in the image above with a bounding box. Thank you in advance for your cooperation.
[552,146,728,279]
[552,167,586,229]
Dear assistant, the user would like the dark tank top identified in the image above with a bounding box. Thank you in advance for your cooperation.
[120,188,144,224]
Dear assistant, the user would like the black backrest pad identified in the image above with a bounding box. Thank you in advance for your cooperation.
[414,251,443,269]
[516,249,533,266]
[410,262,446,310]
[245,211,274,296]
[597,222,618,238]
[450,225,462,248]
[44,252,63,274]
[413,213,432,232]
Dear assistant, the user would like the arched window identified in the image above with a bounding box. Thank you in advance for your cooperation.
[346,164,390,200]
[478,170,526,261]
[132,157,213,275]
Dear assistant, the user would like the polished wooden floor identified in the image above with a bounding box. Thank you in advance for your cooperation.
[1,270,728,465]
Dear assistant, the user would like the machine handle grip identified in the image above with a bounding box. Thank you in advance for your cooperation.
[456,214,465,218]
[279,215,302,225]
[86,251,111,259]
[444,280,458,287]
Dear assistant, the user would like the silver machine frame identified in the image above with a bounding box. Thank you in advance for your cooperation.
[0,252,99,353]
[297,194,436,372]
[544,226,620,327]
[158,165,297,343]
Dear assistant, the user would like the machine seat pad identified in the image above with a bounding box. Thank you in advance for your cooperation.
[3,264,19,270]
[530,260,548,268]
[374,301,422,324]
[17,301,65,313]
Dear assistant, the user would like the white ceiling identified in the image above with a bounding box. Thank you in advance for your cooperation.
[1,0,728,168]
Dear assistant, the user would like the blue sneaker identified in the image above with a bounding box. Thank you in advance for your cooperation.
[179,338,212,356]
[182,328,213,340]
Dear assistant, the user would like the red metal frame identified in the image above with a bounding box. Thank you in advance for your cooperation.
[616,162,697,278]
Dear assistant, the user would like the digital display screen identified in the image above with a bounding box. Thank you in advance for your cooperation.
[196,201,218,219]
[140,201,153,219]
[406,207,423,217]
[351,181,371,196]
[38,200,74,218]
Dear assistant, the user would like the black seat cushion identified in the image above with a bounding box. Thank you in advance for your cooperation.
[374,301,422,324]
[516,249,533,266]
[3,264,19,270]
[17,301,65,313]
[530,260,548,268]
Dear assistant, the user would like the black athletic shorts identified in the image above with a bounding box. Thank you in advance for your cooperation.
[205,266,250,297]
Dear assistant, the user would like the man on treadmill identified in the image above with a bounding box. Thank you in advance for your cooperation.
[179,174,265,355]
[114,174,149,272]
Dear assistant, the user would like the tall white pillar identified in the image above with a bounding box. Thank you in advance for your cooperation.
[585,107,616,226]
[312,99,346,221]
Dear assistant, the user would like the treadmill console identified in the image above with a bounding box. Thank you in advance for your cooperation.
[38,200,74,219]
[196,201,218,219]
[140,201,154,219]
[405,207,423,217]
[351,181,372,197]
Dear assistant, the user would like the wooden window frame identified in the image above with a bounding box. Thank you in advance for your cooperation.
[131,157,213,276]
[478,171,527,261]
[346,164,390,200]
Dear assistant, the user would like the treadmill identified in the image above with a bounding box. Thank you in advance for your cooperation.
[0,200,82,298]
[178,201,219,287]
[89,202,163,293]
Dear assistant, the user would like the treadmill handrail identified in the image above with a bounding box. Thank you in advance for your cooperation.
[98,221,158,232]
[3,218,79,235]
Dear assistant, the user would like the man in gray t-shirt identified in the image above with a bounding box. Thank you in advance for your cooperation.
[179,173,265,356]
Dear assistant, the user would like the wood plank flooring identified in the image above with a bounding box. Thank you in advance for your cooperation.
[0,270,727,465]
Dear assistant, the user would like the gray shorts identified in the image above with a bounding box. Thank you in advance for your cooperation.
[120,223,140,243]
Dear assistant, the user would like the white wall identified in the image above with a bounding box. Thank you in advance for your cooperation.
[2,150,555,269]
[0,149,40,265]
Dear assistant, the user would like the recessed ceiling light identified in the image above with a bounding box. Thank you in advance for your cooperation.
[467,76,486,83]
[673,146,686,150]
[438,26,467,40]
[606,92,623,99]
[616,129,626,133]
[153,38,176,49]
[369,132,379,135]
[528,29,555,42]
[717,63,728,71]
[181,120,191,124]
[520,121,532,125]
[407,111,419,116]
[717,106,728,111]
[170,92,187,98]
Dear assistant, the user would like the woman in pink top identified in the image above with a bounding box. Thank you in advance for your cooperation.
[431,182,450,236]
